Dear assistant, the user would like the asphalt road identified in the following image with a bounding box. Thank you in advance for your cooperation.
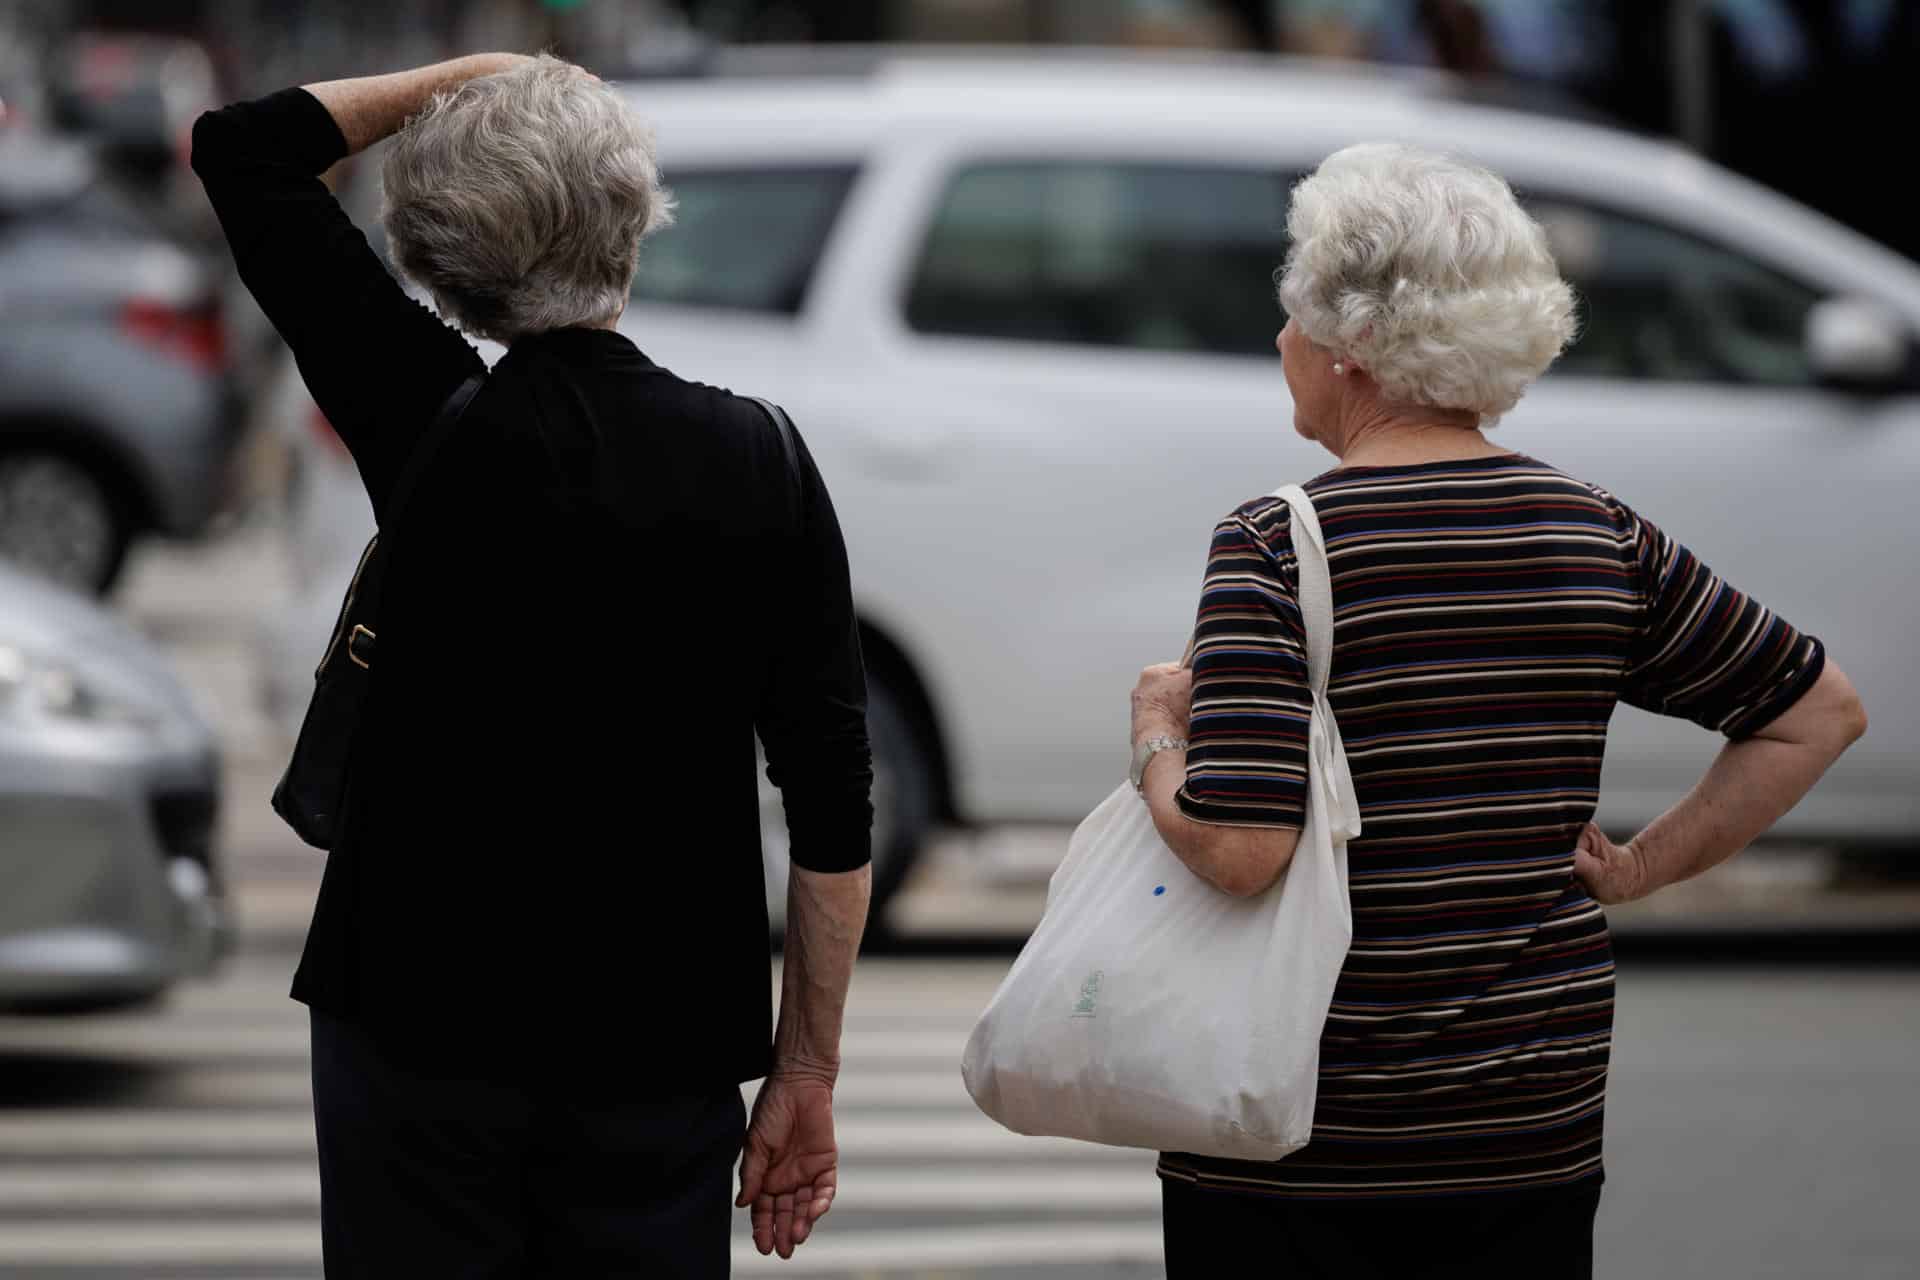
[0,951,1916,1277]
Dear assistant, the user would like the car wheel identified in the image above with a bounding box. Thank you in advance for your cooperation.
[760,676,937,928]
[0,451,131,593]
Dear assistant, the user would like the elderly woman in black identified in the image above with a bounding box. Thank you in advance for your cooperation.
[195,55,871,1274]
[1128,143,1867,1277]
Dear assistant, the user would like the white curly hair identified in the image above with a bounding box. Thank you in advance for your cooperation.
[381,54,674,343]
[1277,143,1576,422]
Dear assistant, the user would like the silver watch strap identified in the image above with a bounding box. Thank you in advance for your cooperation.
[1131,734,1189,792]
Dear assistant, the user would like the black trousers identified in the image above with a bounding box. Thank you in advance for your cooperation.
[1163,1176,1602,1280]
[310,1010,746,1278]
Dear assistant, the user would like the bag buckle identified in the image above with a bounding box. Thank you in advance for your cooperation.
[347,624,377,670]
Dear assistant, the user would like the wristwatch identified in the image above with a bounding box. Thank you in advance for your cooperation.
[1130,735,1188,793]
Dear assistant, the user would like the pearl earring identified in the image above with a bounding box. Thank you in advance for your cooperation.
[1332,362,1345,376]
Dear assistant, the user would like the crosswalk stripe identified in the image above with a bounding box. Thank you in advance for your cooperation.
[0,1222,319,1265]
[0,1111,1143,1161]
[0,1222,1165,1269]
[0,1167,319,1208]
[732,1223,1165,1274]
[122,1068,981,1110]
[0,1165,1158,1211]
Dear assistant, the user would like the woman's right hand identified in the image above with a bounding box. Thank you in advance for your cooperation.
[1131,662,1193,747]
[1573,822,1653,904]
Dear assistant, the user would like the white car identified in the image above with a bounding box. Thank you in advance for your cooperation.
[264,52,1920,913]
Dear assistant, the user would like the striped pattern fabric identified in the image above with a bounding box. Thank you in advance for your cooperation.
[1160,454,1824,1198]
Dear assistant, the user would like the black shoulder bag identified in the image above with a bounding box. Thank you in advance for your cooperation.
[272,374,486,850]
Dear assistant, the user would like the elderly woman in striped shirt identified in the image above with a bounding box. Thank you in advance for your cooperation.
[1127,143,1867,1278]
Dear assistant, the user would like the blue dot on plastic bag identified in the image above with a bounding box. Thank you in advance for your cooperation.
[1153,885,1166,896]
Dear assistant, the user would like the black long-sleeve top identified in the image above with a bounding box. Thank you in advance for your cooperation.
[193,87,872,1086]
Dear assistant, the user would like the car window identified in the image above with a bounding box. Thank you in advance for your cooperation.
[630,166,857,314]
[1531,200,1822,385]
[905,162,1291,358]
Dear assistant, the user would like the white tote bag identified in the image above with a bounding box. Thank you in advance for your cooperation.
[961,484,1360,1160]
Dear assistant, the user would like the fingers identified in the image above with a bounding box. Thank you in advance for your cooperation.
[749,1173,837,1257]
[772,1190,797,1259]
[753,1186,828,1257]
[1135,661,1186,687]
[751,1193,774,1256]
[736,1143,766,1210]
[1573,847,1619,905]
[788,1175,836,1246]
[810,1174,836,1224]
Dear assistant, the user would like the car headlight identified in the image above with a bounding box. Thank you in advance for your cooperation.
[0,641,164,731]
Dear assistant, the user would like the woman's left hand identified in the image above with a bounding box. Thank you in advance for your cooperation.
[1131,662,1192,746]
[1573,822,1652,904]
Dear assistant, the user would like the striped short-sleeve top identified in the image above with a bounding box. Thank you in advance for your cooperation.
[1157,454,1823,1199]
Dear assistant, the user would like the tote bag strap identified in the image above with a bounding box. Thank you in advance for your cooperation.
[1177,486,1333,676]
[1271,484,1334,697]
[1273,483,1362,842]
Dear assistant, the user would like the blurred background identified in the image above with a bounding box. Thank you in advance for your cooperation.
[1,1,1916,1276]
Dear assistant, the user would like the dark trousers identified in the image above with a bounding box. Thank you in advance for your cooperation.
[310,1010,746,1278]
[1163,1176,1602,1280]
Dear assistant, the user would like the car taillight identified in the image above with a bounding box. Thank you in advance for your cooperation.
[122,297,227,372]
[309,405,350,458]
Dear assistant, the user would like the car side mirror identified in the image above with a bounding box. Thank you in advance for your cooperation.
[1807,297,1912,389]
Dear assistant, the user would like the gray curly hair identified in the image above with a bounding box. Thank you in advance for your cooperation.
[381,55,674,343]
[1278,143,1575,423]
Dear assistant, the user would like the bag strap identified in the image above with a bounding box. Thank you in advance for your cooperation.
[747,395,804,513]
[381,373,486,530]
[1271,484,1335,698]
[1177,486,1334,675]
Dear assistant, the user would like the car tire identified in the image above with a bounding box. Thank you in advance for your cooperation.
[759,675,938,928]
[0,449,133,594]
[865,676,938,917]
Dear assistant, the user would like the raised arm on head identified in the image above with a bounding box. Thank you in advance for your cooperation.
[302,54,533,156]
[190,60,517,508]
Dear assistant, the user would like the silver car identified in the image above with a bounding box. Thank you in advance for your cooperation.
[0,562,228,1010]
[0,129,241,594]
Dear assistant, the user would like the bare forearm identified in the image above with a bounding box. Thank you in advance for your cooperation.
[303,53,528,156]
[1142,746,1224,886]
[773,865,872,1082]
[1631,738,1835,891]
[1631,663,1867,894]
[1142,750,1297,898]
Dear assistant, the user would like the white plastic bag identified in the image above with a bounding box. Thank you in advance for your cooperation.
[961,484,1360,1160]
